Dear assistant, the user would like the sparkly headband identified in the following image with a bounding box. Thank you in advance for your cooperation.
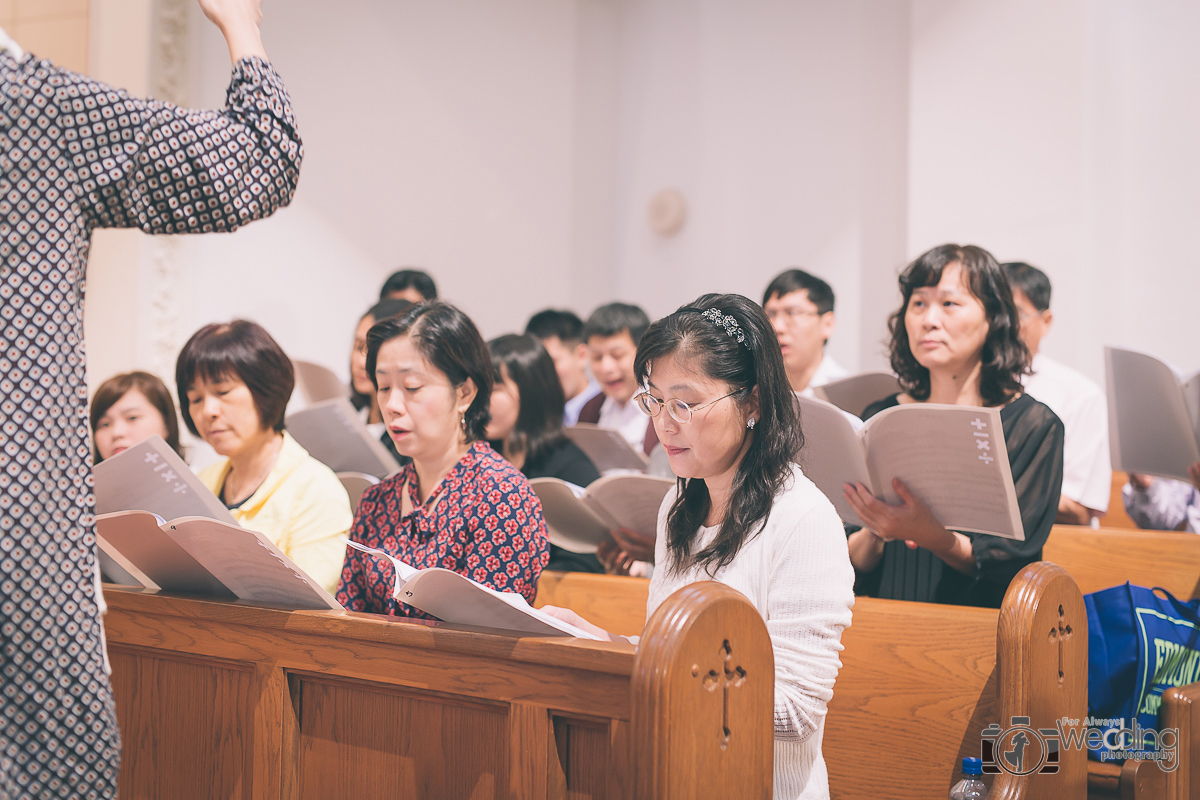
[701,307,749,348]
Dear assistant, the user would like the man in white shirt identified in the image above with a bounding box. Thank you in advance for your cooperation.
[1003,261,1111,524]
[525,308,601,426]
[576,303,657,454]
[762,269,849,396]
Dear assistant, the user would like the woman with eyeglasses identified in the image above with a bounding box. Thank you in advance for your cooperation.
[543,293,855,800]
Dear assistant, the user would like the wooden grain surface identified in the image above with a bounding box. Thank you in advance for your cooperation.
[104,580,771,800]
[534,571,649,637]
[1097,472,1139,530]
[1043,525,1200,599]
[632,581,774,800]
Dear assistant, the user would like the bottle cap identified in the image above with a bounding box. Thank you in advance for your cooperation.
[962,757,983,775]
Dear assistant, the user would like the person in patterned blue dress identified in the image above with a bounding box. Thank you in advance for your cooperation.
[0,0,302,795]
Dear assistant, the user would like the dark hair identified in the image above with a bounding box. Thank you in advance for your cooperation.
[634,293,802,576]
[583,302,651,346]
[89,371,182,463]
[1001,261,1052,312]
[487,334,567,466]
[350,298,414,411]
[525,308,585,346]
[175,320,294,437]
[365,301,492,442]
[888,244,1029,406]
[762,269,835,314]
[380,268,438,301]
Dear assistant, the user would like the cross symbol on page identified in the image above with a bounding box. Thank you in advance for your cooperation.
[971,418,987,430]
[699,639,747,749]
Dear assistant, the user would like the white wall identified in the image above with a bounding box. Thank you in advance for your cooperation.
[608,0,910,371]
[82,0,1200,388]
[907,0,1200,380]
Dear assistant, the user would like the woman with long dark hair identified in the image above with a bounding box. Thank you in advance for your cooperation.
[844,244,1064,607]
[486,334,605,573]
[545,293,854,799]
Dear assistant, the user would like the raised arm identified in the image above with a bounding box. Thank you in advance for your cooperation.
[72,0,301,234]
[198,0,268,65]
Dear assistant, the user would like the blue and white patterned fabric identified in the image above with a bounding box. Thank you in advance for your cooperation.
[0,51,301,797]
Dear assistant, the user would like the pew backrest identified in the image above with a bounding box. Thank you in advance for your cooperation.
[1044,524,1200,599]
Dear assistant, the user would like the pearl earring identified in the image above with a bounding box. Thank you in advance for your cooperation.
[746,418,756,430]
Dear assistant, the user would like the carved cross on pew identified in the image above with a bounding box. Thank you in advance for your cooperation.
[696,639,747,749]
[1049,603,1073,687]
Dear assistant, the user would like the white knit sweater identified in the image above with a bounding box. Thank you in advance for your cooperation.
[646,463,855,800]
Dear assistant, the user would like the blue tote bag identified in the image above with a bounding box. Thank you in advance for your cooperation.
[1085,582,1200,758]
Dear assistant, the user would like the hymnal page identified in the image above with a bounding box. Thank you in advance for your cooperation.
[346,541,599,638]
[862,404,1023,540]
[795,396,873,525]
[528,479,612,553]
[96,511,234,598]
[813,371,902,419]
[1105,346,1200,482]
[166,517,341,610]
[582,474,673,539]
[564,424,649,473]
[93,436,236,524]
[286,397,401,479]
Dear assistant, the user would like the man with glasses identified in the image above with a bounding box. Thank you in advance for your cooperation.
[762,269,848,396]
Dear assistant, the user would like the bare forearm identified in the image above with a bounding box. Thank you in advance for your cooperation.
[928,530,975,575]
[198,0,268,65]
[847,529,885,572]
[1055,495,1095,526]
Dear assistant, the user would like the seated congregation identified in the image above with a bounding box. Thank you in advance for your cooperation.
[94,246,1190,799]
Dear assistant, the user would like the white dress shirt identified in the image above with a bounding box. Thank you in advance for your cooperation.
[1022,353,1112,512]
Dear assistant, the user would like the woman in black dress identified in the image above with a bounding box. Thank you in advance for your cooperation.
[487,334,605,572]
[844,244,1064,607]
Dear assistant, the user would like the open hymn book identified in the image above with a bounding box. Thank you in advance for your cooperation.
[528,474,674,553]
[1105,346,1200,482]
[812,371,902,419]
[285,397,401,480]
[564,424,649,473]
[92,436,340,610]
[345,541,601,639]
[796,396,1024,539]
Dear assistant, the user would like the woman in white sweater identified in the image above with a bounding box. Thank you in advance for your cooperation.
[545,293,855,800]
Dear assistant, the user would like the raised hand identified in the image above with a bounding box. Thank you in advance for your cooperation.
[197,0,267,64]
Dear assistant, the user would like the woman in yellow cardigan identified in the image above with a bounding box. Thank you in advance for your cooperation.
[176,320,352,593]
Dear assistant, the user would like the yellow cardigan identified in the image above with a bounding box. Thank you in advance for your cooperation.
[197,432,351,593]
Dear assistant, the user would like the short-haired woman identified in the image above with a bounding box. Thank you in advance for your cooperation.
[90,371,182,463]
[845,244,1065,608]
[336,303,550,616]
[487,333,604,573]
[544,293,855,800]
[177,320,352,593]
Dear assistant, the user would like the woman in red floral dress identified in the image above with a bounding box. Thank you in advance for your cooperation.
[336,302,550,616]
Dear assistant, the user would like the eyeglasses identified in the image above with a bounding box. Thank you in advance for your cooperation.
[636,389,739,424]
[764,308,824,323]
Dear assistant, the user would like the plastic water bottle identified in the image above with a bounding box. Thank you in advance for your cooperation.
[949,757,988,800]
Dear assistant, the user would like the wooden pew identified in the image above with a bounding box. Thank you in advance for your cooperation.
[103,580,773,799]
[1043,524,1200,599]
[538,564,1087,798]
[1096,471,1139,530]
